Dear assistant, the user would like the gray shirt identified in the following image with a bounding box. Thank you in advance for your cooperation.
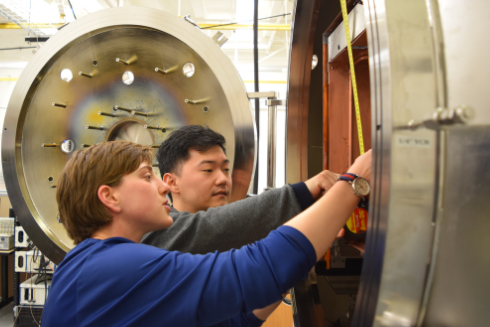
[141,184,306,254]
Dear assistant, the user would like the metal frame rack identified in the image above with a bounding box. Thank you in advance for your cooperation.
[12,208,54,327]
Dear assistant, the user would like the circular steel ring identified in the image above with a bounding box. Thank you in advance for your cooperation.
[2,7,256,264]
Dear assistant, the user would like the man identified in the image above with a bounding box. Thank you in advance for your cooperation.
[42,141,372,326]
[142,125,340,253]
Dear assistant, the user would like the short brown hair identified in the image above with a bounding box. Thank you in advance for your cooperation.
[56,141,153,244]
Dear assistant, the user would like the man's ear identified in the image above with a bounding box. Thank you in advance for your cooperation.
[163,173,180,194]
[97,185,122,213]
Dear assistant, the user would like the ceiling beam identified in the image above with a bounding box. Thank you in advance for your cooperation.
[0,23,290,31]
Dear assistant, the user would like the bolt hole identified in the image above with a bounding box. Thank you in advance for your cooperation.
[3,128,6,131]
[60,68,73,82]
[48,177,53,182]
[92,61,98,66]
[18,255,23,268]
[122,71,134,85]
[183,62,195,78]
[61,139,75,153]
[203,106,209,113]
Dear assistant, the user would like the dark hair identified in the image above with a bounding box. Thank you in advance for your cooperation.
[157,125,226,176]
[57,141,153,244]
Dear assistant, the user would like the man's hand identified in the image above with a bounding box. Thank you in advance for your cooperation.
[304,170,340,200]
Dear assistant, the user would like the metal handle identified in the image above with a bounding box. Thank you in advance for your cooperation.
[247,92,287,191]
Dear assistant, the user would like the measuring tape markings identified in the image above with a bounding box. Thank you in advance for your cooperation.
[340,0,365,155]
[340,0,368,239]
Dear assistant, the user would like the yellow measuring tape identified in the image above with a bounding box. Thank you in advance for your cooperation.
[340,0,365,155]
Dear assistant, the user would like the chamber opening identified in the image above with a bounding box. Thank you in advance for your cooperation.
[107,120,153,146]
[313,3,371,325]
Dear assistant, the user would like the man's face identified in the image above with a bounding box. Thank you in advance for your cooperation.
[170,145,232,213]
[114,162,173,232]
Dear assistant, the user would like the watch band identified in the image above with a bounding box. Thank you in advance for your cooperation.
[338,173,358,183]
[338,173,366,198]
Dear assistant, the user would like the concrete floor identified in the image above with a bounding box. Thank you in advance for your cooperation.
[0,301,13,326]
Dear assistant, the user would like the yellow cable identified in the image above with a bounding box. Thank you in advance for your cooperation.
[340,0,365,155]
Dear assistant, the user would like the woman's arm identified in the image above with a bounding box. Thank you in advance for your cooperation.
[285,150,372,260]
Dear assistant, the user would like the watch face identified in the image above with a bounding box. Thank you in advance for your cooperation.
[354,177,370,196]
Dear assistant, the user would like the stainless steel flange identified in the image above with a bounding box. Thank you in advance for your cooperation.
[2,7,255,264]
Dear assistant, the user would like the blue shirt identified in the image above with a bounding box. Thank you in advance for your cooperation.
[42,226,316,327]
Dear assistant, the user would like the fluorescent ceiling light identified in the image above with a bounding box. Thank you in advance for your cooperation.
[235,0,254,22]
[0,0,75,36]
[0,61,28,69]
[71,0,103,15]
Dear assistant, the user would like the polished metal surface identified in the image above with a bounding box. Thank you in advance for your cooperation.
[328,4,366,61]
[353,1,440,326]
[421,1,490,326]
[2,7,255,264]
[266,99,277,189]
[246,91,279,190]
[286,0,321,184]
[287,0,490,326]
[287,0,326,326]
[423,128,490,327]
[438,1,490,126]
[265,98,286,190]
[265,98,287,189]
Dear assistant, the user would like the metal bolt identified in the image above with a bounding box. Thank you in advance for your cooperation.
[116,58,130,65]
[144,125,166,132]
[116,56,137,65]
[52,102,67,108]
[78,71,92,78]
[98,111,117,117]
[185,97,210,105]
[155,65,178,74]
[132,111,153,117]
[86,125,104,130]
[113,105,134,113]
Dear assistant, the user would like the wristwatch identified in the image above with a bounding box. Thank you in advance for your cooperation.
[338,173,370,198]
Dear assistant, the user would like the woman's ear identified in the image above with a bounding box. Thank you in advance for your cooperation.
[163,173,180,194]
[97,185,122,213]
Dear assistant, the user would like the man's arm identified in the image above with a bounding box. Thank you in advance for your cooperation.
[141,170,339,254]
[141,184,306,254]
